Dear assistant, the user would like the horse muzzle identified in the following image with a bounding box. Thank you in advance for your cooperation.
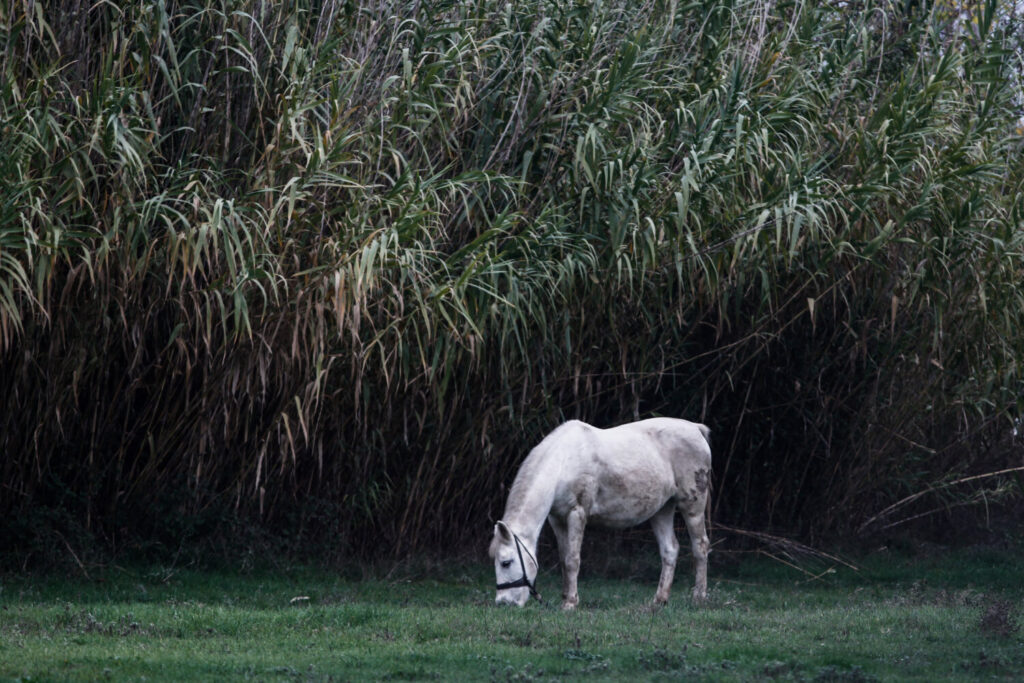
[495,589,529,607]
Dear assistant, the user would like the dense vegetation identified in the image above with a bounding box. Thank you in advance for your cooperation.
[1,0,1022,562]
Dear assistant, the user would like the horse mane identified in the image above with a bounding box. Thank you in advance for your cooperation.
[502,421,585,525]
[502,446,547,523]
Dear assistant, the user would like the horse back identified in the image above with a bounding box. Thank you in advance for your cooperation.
[546,418,711,525]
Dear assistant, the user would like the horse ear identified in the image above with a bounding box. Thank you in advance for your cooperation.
[495,520,513,543]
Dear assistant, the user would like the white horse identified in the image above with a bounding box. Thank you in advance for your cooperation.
[489,418,711,609]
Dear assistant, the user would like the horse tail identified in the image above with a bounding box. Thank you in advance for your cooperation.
[697,423,712,541]
[704,471,712,543]
[696,423,711,446]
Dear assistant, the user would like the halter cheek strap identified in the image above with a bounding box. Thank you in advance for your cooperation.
[495,531,543,602]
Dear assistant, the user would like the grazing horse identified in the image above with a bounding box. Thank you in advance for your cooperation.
[489,418,711,609]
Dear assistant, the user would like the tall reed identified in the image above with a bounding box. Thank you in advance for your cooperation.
[1,0,1022,558]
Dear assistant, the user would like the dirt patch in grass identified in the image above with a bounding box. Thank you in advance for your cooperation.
[979,600,1019,639]
[890,579,988,607]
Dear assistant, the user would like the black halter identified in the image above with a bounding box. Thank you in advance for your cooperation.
[495,531,543,603]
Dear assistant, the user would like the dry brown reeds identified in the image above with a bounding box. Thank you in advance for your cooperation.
[1,0,1022,561]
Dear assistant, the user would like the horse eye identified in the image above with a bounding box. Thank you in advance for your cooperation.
[500,560,512,569]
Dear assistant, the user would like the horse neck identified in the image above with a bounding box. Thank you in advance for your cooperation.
[502,451,558,550]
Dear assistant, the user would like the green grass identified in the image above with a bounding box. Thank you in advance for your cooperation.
[2,549,1022,681]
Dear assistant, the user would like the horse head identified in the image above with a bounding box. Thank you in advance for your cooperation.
[489,520,538,606]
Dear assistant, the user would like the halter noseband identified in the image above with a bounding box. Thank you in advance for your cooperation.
[495,531,543,602]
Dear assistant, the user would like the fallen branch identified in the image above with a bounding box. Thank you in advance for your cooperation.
[858,465,1024,533]
[714,523,858,571]
[55,531,91,580]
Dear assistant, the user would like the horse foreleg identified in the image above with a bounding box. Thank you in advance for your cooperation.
[681,503,709,602]
[555,507,585,610]
[547,515,572,608]
[649,503,679,604]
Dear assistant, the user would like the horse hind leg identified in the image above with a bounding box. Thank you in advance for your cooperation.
[649,503,679,604]
[680,495,710,602]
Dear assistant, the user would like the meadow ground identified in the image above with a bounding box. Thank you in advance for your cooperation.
[1,544,1022,681]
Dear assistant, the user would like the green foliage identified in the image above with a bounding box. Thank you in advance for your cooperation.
[2,551,1024,680]
[0,0,1022,555]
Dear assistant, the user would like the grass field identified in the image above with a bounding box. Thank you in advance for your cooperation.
[2,545,1022,681]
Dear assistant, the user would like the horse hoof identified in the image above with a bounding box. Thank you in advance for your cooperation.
[640,602,664,614]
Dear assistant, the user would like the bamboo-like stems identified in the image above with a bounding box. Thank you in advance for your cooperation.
[0,0,1022,558]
